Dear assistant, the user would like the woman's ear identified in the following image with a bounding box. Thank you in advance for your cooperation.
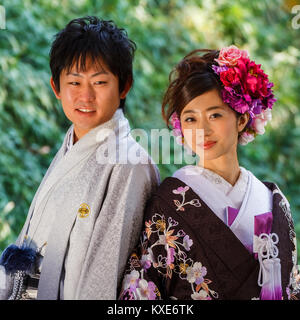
[238,112,250,133]
[50,77,61,100]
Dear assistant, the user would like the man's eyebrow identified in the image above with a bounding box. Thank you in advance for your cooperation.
[90,71,108,77]
[66,71,108,77]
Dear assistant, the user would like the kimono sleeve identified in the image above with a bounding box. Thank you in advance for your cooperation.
[73,162,159,300]
[118,195,171,300]
[276,188,300,300]
[0,267,14,300]
[288,264,300,300]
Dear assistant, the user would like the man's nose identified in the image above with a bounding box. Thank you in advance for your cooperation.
[80,83,96,102]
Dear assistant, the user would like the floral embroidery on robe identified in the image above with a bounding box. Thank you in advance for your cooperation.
[119,178,300,300]
[119,207,217,300]
[172,186,201,212]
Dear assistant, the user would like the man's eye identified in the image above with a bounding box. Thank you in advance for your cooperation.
[95,81,107,85]
[68,82,80,86]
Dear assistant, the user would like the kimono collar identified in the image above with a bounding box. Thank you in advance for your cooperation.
[64,108,129,154]
[21,109,131,247]
[200,166,248,197]
[173,165,249,211]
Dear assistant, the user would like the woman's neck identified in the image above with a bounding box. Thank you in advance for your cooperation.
[200,154,241,186]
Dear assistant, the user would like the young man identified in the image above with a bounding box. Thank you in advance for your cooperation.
[0,16,159,300]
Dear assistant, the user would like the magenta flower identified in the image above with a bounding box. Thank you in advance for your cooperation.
[212,45,276,144]
[173,186,189,194]
[222,87,250,114]
[170,112,182,136]
[170,113,185,145]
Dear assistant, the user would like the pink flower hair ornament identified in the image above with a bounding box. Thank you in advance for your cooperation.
[170,45,276,146]
[171,112,184,146]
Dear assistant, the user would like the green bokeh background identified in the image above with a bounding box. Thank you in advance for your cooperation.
[0,0,299,260]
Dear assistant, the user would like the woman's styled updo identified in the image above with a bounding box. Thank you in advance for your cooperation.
[163,46,275,146]
[162,49,224,128]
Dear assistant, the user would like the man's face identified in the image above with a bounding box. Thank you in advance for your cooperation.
[50,56,131,141]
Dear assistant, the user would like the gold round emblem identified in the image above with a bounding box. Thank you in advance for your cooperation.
[78,203,90,218]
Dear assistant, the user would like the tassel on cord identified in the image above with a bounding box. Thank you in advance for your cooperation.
[0,243,39,300]
[273,258,283,299]
[253,232,282,300]
[0,244,37,275]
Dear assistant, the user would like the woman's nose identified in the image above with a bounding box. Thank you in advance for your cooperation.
[198,118,212,136]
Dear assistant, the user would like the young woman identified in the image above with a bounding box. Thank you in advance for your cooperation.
[118,46,300,300]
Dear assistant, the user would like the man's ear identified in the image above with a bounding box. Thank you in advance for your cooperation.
[120,77,133,99]
[50,77,61,100]
[238,112,250,133]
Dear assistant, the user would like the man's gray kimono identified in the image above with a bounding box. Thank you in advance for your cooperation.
[0,109,159,299]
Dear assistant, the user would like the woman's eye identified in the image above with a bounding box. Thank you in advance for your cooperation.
[210,113,222,119]
[184,117,196,122]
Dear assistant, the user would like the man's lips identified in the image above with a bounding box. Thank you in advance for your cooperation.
[75,108,96,115]
[76,108,96,113]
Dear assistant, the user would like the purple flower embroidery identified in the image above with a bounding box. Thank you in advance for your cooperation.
[183,235,193,251]
[140,254,152,270]
[167,247,175,266]
[136,279,157,300]
[123,270,140,291]
[186,262,208,285]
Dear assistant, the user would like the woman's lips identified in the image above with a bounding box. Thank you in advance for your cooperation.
[199,141,217,150]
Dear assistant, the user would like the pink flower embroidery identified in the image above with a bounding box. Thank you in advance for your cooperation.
[173,186,190,194]
[173,186,201,211]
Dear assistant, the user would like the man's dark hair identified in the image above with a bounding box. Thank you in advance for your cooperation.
[49,16,136,110]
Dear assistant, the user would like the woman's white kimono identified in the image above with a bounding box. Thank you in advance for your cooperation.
[0,109,160,300]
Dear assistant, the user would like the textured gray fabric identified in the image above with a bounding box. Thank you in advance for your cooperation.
[0,110,160,300]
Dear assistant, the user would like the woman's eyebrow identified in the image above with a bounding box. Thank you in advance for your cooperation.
[182,109,197,115]
[206,106,224,111]
[182,106,224,115]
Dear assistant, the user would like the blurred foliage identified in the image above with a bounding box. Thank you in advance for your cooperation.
[0,0,299,261]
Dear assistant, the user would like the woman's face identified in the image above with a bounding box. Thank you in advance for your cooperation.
[180,89,248,162]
